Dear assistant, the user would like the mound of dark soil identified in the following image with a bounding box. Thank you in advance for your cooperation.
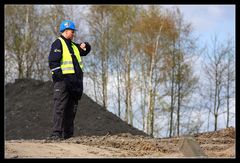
[5,78,147,140]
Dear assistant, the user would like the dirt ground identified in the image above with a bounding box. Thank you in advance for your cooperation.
[5,127,235,158]
[4,79,236,158]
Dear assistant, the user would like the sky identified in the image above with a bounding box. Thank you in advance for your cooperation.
[162,5,236,47]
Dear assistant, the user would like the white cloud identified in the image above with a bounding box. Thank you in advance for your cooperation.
[176,5,232,30]
[162,5,235,43]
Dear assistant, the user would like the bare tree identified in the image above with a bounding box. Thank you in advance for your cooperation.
[203,35,229,131]
[112,6,137,125]
[5,5,43,80]
[132,6,177,136]
[172,8,198,136]
[87,6,113,110]
[223,39,235,128]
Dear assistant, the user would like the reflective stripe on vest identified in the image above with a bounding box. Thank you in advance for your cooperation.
[58,37,83,74]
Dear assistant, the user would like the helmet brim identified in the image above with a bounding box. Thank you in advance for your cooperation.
[60,28,78,33]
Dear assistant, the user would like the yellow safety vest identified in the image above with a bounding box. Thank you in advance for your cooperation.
[59,37,83,74]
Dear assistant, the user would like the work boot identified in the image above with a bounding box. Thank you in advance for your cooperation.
[46,134,63,141]
[63,134,73,140]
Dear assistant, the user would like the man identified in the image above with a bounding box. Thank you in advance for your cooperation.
[48,20,91,140]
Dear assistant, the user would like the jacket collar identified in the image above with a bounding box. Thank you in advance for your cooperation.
[60,35,72,45]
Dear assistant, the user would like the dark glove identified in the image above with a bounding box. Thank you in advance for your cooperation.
[84,42,91,53]
[52,69,64,82]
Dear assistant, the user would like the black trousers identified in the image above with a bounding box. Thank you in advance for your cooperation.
[52,80,79,138]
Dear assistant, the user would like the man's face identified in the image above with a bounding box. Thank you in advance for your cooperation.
[65,29,75,40]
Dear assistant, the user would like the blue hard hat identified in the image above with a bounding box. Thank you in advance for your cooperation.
[59,20,77,32]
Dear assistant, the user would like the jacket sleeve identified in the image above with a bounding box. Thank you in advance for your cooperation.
[75,42,91,56]
[48,39,64,81]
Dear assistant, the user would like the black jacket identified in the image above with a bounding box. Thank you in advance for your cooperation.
[49,35,91,81]
[48,35,91,97]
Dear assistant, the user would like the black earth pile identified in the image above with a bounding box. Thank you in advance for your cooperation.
[5,78,147,140]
